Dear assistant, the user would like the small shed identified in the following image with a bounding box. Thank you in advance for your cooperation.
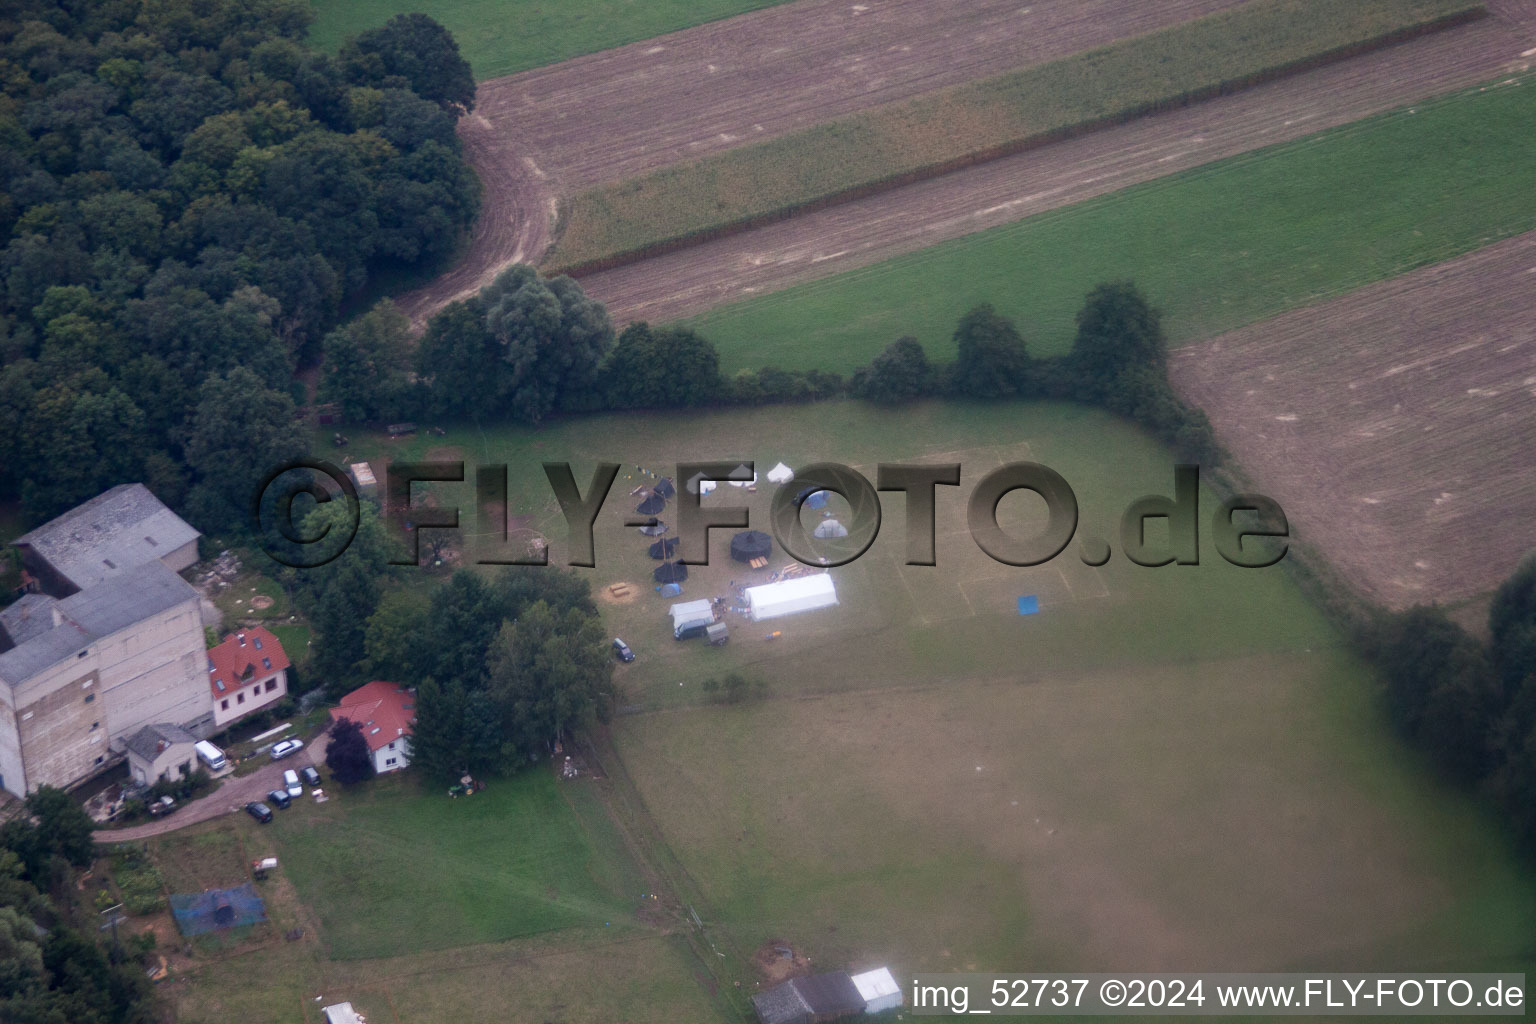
[347,461,377,496]
[851,967,902,1014]
[322,1003,363,1024]
[753,972,867,1024]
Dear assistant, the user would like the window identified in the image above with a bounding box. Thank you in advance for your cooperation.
[236,692,245,705]
[94,755,104,765]
[262,657,271,670]
[385,758,397,767]
[90,721,99,730]
[253,636,263,650]
[77,651,88,659]
[220,699,229,711]
[144,535,157,546]
[102,558,115,569]
[215,678,226,692]
[265,679,277,692]
[388,741,395,750]
[84,693,94,704]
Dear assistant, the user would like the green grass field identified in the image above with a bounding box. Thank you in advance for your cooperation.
[271,770,640,960]
[546,0,1476,272]
[304,0,794,80]
[685,74,1536,374]
[321,399,1536,999]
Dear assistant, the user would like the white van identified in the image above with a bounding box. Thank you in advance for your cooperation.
[194,740,227,771]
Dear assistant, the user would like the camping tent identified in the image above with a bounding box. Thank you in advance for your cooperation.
[851,968,903,1014]
[745,574,838,622]
[686,472,720,495]
[729,530,773,563]
[648,537,680,559]
[635,493,665,516]
[654,562,688,583]
[657,582,682,597]
[638,521,669,536]
[799,488,829,510]
[669,600,714,632]
[812,519,848,538]
[766,462,794,484]
[655,477,676,499]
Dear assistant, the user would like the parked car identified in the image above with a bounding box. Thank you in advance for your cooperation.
[269,738,304,760]
[266,789,291,810]
[299,765,321,787]
[147,795,176,818]
[244,801,273,823]
[612,637,635,662]
[283,769,302,798]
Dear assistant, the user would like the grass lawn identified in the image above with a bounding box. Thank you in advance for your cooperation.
[323,399,1536,995]
[270,768,644,960]
[304,0,795,81]
[686,74,1536,373]
[547,0,1474,271]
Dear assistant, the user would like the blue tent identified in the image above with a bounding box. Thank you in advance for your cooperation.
[1017,595,1040,616]
[657,582,683,597]
[801,489,829,510]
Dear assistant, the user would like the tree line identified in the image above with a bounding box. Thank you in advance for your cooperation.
[1363,558,1536,850]
[0,1,479,531]
[322,268,1218,464]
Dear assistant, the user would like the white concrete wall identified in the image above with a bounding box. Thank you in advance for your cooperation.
[373,735,411,774]
[4,594,210,794]
[0,693,26,796]
[212,667,288,728]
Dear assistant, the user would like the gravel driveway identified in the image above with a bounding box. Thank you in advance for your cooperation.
[96,746,320,843]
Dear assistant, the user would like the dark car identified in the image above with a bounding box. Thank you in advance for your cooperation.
[299,765,321,787]
[612,638,635,662]
[266,789,291,809]
[244,801,274,823]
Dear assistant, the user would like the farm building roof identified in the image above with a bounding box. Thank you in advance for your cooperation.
[123,723,198,763]
[331,681,415,752]
[207,627,291,698]
[0,561,198,687]
[14,483,199,591]
[753,972,867,1024]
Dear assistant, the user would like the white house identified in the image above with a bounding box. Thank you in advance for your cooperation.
[207,627,290,728]
[330,681,414,774]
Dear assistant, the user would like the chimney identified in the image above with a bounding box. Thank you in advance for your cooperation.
[51,606,64,628]
[237,632,246,647]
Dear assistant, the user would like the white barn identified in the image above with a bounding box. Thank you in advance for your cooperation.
[745,574,838,622]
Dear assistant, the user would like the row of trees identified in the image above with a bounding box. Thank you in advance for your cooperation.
[0,787,157,1023]
[1365,558,1536,848]
[0,1,480,528]
[321,269,1213,461]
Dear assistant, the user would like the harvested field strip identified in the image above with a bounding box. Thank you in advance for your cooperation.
[684,74,1536,373]
[545,0,1483,273]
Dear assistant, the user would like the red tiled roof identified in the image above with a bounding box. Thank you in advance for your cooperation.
[207,626,291,699]
[330,680,415,752]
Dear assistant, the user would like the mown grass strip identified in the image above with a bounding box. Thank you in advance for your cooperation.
[682,76,1536,373]
[544,0,1483,274]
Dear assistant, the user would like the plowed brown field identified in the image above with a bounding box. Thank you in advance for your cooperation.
[1171,229,1536,608]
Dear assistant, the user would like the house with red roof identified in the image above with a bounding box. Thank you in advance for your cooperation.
[329,681,415,774]
[207,627,290,728]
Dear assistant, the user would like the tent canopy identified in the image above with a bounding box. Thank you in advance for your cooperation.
[729,530,773,563]
[798,488,829,509]
[635,494,665,516]
[638,521,669,536]
[812,519,848,538]
[648,537,680,559]
[669,599,713,630]
[654,477,676,498]
[745,573,838,622]
[766,462,794,484]
[653,562,688,583]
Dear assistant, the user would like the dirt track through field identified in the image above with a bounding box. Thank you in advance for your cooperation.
[394,0,1251,325]
[1171,229,1536,609]
[577,3,1534,326]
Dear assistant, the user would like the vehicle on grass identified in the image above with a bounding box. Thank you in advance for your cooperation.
[270,738,304,760]
[283,769,302,798]
[706,622,730,646]
[147,795,177,818]
[267,789,291,809]
[613,638,635,662]
[674,618,712,641]
[300,765,321,787]
[194,740,227,771]
[245,801,273,823]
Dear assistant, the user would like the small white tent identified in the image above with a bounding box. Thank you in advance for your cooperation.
[670,600,713,632]
[766,462,794,484]
[851,968,902,1014]
[745,574,838,622]
[812,519,849,538]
